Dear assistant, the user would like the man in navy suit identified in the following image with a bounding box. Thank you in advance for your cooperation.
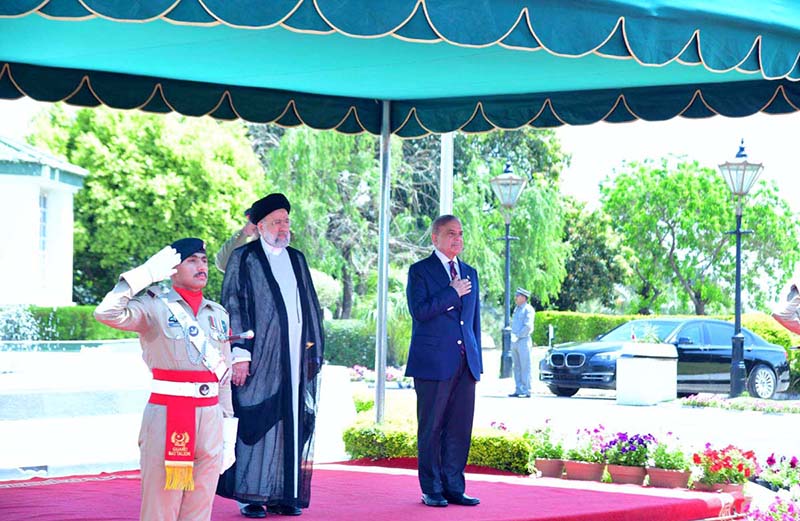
[405,215,482,508]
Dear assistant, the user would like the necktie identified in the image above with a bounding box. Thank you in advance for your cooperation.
[448,260,465,355]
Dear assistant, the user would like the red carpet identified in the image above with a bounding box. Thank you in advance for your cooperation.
[0,467,738,521]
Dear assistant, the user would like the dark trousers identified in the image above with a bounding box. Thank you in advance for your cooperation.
[413,354,476,495]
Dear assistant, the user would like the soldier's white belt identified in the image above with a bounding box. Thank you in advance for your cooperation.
[151,379,219,398]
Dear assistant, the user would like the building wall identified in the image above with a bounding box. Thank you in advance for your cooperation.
[0,174,77,306]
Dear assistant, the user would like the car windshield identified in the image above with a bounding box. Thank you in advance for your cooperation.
[599,321,680,343]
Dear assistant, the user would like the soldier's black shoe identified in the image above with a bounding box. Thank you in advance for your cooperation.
[267,504,302,516]
[421,493,448,507]
[240,504,266,518]
[443,492,480,506]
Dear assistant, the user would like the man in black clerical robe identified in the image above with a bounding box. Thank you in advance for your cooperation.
[217,193,324,518]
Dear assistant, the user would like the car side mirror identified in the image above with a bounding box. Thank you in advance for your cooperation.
[676,336,694,345]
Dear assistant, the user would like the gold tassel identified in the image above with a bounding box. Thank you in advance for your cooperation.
[164,464,195,491]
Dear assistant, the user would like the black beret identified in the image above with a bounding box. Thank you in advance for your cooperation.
[171,237,206,262]
[249,193,291,224]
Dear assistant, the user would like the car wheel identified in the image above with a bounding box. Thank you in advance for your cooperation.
[547,385,579,397]
[747,364,777,399]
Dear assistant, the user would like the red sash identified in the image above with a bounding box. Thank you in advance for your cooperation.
[149,369,219,491]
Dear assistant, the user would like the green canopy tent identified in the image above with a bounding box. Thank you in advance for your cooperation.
[3,0,800,419]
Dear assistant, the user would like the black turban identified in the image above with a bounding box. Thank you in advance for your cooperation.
[249,193,291,224]
[171,237,206,262]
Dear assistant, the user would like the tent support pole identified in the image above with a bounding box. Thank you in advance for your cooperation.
[375,100,391,424]
[439,132,454,214]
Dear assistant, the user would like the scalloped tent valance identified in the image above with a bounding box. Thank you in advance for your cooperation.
[2,0,800,135]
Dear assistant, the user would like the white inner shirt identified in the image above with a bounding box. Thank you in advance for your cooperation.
[261,237,301,497]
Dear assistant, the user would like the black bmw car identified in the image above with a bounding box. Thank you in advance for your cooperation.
[539,318,791,399]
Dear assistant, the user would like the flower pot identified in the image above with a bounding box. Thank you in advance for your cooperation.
[646,468,691,489]
[535,458,564,478]
[563,460,605,481]
[692,481,723,492]
[720,483,744,495]
[607,464,646,485]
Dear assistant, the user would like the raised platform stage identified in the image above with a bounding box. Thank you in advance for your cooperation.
[0,465,743,521]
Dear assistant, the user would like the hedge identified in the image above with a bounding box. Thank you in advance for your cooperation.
[28,306,136,341]
[6,306,798,389]
[4,306,378,369]
[342,420,417,460]
[323,320,375,369]
[532,310,797,350]
[342,421,533,475]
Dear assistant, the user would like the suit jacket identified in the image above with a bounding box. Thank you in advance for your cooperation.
[405,252,482,381]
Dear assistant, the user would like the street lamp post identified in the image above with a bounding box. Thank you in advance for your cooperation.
[490,162,527,379]
[718,140,763,398]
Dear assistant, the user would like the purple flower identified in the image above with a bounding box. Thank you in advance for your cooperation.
[766,453,776,467]
[791,456,798,469]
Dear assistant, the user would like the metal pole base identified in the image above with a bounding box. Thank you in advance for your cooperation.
[729,333,746,397]
[500,327,513,379]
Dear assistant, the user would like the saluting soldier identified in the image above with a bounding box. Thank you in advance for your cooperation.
[94,238,238,521]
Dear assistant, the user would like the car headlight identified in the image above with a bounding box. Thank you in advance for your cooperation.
[593,351,621,362]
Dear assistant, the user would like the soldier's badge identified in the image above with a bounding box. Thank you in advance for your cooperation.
[188,325,199,337]
[168,316,181,328]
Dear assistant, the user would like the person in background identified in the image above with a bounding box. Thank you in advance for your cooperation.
[508,287,535,398]
[772,279,800,333]
[94,238,236,521]
[216,193,324,518]
[215,207,259,273]
[405,214,482,508]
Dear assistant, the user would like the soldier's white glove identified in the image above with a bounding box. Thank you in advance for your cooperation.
[220,417,238,474]
[121,246,181,294]
[511,334,519,343]
[143,246,181,283]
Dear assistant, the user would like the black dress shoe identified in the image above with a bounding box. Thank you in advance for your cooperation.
[267,504,302,516]
[240,504,267,518]
[421,493,448,507]
[519,393,531,398]
[508,392,520,397]
[443,492,480,506]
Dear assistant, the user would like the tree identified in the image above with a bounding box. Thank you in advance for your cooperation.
[600,158,800,315]
[253,126,379,318]
[28,105,264,303]
[391,129,571,309]
[552,198,628,311]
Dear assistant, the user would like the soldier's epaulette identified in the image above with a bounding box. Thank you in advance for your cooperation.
[146,286,167,298]
[206,300,228,315]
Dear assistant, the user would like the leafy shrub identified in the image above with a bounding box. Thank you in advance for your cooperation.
[324,320,375,368]
[28,306,136,341]
[342,421,416,460]
[533,311,629,346]
[310,268,342,315]
[352,391,375,414]
[468,429,533,474]
[341,422,533,474]
[742,312,796,349]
